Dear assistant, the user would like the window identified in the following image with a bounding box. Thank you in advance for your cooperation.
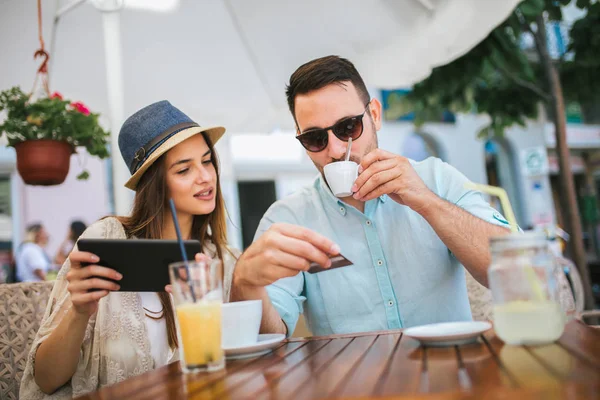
[0,177,10,217]
[0,176,11,283]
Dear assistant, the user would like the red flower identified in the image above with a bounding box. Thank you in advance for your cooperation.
[50,92,63,100]
[71,101,90,116]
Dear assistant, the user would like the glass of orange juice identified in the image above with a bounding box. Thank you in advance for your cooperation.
[169,259,224,373]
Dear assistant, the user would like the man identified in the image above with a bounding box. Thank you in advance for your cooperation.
[232,56,510,336]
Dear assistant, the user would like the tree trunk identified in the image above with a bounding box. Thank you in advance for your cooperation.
[535,16,596,310]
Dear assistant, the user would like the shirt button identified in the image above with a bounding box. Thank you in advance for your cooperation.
[388,300,394,307]
[377,259,383,266]
[340,207,345,213]
[366,220,372,226]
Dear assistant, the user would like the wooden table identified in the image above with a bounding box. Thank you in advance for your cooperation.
[77,320,600,399]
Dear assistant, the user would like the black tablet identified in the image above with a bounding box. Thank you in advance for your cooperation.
[77,239,202,292]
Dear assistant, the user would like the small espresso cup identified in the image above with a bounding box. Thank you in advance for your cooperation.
[324,161,359,198]
[221,299,262,348]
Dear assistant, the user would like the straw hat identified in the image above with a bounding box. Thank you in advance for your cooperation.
[118,100,225,190]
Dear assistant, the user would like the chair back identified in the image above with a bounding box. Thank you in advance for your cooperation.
[0,282,53,400]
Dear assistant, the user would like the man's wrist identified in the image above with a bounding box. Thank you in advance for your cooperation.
[231,267,256,290]
[231,272,263,301]
[414,191,445,219]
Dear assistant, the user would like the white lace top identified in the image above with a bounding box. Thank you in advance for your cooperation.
[19,217,239,399]
[138,292,174,367]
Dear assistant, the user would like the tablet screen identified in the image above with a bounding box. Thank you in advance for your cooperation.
[77,239,202,292]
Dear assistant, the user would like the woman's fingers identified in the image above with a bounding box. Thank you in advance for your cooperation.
[67,265,122,283]
[71,290,109,305]
[68,251,99,267]
[79,265,122,281]
[68,277,120,293]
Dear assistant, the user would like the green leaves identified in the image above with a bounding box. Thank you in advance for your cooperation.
[561,1,600,122]
[576,0,593,9]
[399,0,600,137]
[567,1,600,66]
[76,170,90,181]
[520,0,545,18]
[397,15,544,139]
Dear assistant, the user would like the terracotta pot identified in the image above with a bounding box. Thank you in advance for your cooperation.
[15,140,74,186]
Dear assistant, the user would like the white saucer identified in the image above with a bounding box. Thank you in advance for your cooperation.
[224,334,286,360]
[403,321,492,347]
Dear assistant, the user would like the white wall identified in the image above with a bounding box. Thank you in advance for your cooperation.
[378,114,491,184]
[15,151,111,260]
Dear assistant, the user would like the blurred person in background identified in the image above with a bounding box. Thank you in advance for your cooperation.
[15,223,52,282]
[54,220,88,265]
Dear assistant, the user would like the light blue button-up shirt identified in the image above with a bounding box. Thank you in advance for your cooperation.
[254,157,510,336]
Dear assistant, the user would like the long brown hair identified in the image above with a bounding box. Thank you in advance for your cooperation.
[117,132,228,349]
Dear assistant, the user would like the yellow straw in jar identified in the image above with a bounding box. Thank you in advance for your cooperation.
[464,182,545,301]
[464,183,518,233]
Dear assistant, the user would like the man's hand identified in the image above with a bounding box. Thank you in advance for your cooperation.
[233,223,340,288]
[352,149,434,214]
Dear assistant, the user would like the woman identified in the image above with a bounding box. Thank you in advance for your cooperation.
[53,220,87,265]
[15,223,51,282]
[20,101,239,398]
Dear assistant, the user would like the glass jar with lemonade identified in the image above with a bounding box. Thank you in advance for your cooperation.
[488,232,565,345]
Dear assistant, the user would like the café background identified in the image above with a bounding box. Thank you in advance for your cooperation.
[1,1,599,307]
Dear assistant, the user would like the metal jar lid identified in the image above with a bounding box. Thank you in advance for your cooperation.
[489,231,548,252]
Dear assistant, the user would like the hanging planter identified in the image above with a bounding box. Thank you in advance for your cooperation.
[0,0,109,186]
[0,88,110,185]
[15,139,73,185]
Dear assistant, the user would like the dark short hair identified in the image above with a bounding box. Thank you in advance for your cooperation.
[285,55,370,122]
[70,220,87,241]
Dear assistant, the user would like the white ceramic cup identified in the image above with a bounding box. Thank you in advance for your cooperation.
[324,161,359,197]
[221,299,262,348]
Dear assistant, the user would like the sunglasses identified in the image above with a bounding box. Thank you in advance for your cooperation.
[295,103,371,152]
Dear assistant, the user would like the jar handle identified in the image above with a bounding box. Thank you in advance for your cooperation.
[555,256,585,316]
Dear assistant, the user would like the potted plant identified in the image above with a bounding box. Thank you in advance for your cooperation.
[0,86,110,185]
